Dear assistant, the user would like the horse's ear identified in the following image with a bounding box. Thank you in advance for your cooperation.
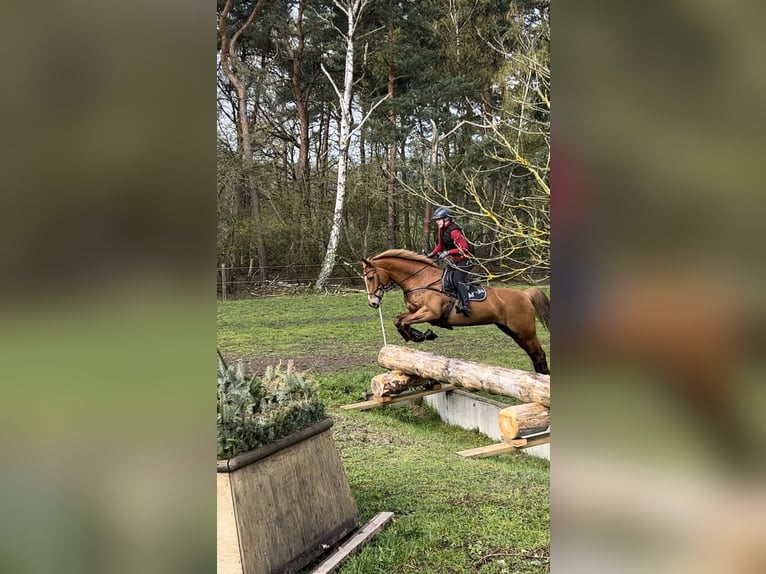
[360,258,372,268]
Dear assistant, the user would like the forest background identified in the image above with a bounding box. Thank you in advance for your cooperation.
[217,0,550,292]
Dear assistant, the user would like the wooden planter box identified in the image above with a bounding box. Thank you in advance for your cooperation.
[217,419,359,574]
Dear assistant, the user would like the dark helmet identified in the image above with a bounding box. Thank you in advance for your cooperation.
[432,206,452,220]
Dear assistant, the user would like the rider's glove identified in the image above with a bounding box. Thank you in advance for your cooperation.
[438,251,450,259]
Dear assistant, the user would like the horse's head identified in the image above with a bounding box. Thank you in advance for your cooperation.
[360,258,394,309]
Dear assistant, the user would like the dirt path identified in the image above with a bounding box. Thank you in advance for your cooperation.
[233,352,373,374]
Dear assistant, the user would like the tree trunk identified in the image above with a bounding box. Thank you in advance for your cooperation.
[318,106,331,207]
[377,345,550,406]
[422,119,439,252]
[218,0,271,283]
[291,0,310,183]
[316,0,363,291]
[386,13,397,248]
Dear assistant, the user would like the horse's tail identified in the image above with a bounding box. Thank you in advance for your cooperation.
[525,287,550,331]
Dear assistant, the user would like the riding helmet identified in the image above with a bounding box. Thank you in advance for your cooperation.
[432,206,452,219]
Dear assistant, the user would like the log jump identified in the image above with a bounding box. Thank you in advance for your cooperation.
[344,346,550,457]
[376,345,550,407]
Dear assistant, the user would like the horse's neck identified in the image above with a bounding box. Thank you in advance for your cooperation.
[382,260,440,288]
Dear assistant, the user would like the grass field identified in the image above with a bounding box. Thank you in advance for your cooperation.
[217,287,551,573]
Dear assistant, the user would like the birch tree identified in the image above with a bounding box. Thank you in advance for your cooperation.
[315,0,388,291]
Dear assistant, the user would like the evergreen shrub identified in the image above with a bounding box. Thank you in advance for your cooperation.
[217,360,327,460]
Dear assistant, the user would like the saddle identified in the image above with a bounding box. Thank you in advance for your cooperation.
[441,268,487,302]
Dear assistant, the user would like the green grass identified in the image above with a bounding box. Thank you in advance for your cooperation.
[322,403,549,574]
[217,289,550,573]
[217,286,550,374]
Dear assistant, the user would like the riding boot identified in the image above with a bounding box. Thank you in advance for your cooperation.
[456,283,471,316]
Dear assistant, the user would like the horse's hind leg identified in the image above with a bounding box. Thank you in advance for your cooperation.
[495,323,550,374]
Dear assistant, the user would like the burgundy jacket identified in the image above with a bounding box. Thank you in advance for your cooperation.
[430,222,472,263]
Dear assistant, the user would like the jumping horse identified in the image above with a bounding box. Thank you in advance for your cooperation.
[360,249,550,374]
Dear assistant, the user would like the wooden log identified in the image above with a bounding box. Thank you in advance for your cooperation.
[498,403,550,441]
[370,370,429,397]
[377,345,550,407]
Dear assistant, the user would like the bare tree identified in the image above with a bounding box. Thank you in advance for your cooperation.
[315,0,388,291]
[403,6,550,282]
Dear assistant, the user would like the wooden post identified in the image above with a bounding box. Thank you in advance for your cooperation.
[377,345,550,406]
[221,263,227,301]
[498,403,550,440]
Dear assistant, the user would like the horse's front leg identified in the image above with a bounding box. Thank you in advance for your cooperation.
[394,312,414,342]
[394,307,441,343]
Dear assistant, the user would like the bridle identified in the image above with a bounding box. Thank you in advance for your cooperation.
[364,266,396,301]
[365,257,442,302]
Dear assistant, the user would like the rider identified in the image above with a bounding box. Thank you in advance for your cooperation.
[427,206,474,316]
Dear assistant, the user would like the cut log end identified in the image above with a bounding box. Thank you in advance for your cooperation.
[498,403,550,441]
[371,370,430,397]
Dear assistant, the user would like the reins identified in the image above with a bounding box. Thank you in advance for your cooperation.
[403,282,444,295]
[393,261,437,287]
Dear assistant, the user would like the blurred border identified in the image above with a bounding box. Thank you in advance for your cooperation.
[0,2,216,573]
[553,1,766,572]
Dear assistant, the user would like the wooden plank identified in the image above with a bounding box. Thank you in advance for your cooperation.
[457,433,551,458]
[508,432,550,449]
[217,473,243,574]
[375,384,452,403]
[340,399,384,411]
[341,385,454,410]
[456,442,518,458]
[311,511,395,574]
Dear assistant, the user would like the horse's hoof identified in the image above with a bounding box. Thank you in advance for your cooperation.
[423,329,438,340]
[408,327,426,342]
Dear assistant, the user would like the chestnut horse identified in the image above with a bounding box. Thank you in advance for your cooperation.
[360,249,550,374]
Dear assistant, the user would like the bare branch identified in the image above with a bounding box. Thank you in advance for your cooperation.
[320,62,343,102]
[349,93,390,139]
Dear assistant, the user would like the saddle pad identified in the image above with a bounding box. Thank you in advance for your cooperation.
[441,270,487,302]
[466,284,487,301]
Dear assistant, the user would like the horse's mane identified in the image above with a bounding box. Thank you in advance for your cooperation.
[372,249,438,267]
